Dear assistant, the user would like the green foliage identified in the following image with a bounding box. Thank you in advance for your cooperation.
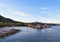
[0,15,24,27]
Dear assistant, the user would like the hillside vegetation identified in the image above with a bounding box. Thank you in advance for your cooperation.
[0,15,24,27]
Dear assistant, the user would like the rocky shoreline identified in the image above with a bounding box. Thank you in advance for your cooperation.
[0,29,20,38]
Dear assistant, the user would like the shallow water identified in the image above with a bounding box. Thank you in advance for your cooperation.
[0,26,60,42]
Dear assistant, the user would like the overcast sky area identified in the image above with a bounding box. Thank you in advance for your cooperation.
[0,0,60,23]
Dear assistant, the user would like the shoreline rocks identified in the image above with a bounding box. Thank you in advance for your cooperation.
[0,29,20,38]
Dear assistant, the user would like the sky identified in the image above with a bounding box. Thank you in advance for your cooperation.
[0,0,60,23]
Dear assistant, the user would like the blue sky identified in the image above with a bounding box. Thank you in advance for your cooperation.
[0,0,60,23]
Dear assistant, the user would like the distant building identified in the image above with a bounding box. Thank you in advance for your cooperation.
[27,23,50,29]
[35,24,42,28]
[28,24,32,27]
[43,24,49,28]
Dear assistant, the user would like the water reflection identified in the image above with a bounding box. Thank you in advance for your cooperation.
[0,26,60,42]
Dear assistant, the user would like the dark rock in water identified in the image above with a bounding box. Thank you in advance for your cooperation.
[0,29,20,38]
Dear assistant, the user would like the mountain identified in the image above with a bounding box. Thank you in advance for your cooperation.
[0,15,14,22]
[0,15,24,26]
[0,15,21,23]
[25,22,60,26]
[0,15,60,27]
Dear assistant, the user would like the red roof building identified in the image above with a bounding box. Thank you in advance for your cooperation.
[35,24,42,28]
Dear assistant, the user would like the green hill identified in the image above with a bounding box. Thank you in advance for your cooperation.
[0,15,60,27]
[0,15,15,22]
[0,15,24,27]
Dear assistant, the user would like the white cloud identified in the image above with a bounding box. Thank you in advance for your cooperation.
[37,17,60,24]
[0,3,60,23]
[40,7,49,10]
[0,8,30,22]
[39,7,60,23]
[17,18,35,23]
[40,7,60,18]
[40,7,52,15]
[7,9,28,17]
[0,3,9,8]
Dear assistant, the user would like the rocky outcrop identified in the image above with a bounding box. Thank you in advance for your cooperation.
[0,29,20,38]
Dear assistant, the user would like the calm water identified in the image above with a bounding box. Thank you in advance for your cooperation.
[0,26,60,42]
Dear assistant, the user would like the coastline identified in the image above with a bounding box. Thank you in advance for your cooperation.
[0,28,20,38]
